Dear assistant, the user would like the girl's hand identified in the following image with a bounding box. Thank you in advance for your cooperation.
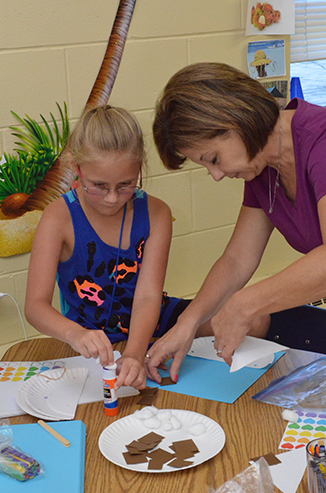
[115,356,147,390]
[67,327,115,367]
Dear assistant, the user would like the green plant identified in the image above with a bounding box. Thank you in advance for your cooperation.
[10,102,70,156]
[0,102,70,205]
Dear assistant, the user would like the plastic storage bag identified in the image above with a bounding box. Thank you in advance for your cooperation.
[253,357,326,409]
[0,419,43,481]
[209,458,275,493]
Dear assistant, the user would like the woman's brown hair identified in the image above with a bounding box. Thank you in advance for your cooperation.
[153,62,280,170]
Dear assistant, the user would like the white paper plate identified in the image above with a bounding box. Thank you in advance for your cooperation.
[98,409,225,473]
[16,367,88,420]
[16,382,58,421]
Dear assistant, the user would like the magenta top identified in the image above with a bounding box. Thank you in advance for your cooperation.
[243,98,326,254]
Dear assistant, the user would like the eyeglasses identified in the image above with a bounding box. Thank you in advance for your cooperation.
[77,166,142,196]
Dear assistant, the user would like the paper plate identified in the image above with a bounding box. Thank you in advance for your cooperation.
[26,367,88,419]
[16,367,88,420]
[98,409,225,473]
[16,381,59,421]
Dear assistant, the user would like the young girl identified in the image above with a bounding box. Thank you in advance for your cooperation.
[25,105,188,390]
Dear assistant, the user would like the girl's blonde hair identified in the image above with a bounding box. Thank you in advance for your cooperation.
[64,105,145,167]
[153,62,280,170]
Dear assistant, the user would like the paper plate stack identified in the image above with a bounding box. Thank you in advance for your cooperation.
[16,367,88,420]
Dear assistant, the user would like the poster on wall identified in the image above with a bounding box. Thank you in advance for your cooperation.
[248,39,286,79]
[246,1,295,36]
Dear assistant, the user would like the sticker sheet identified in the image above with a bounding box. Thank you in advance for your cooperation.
[279,409,326,450]
[0,360,65,382]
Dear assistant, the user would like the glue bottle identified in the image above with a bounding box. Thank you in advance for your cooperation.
[102,363,119,416]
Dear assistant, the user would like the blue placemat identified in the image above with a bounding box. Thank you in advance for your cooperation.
[0,420,86,492]
[147,352,285,403]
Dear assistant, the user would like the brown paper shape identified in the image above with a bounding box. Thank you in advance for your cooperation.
[147,448,176,470]
[171,439,199,456]
[147,448,175,462]
[122,451,148,465]
[168,458,194,468]
[126,442,151,454]
[160,377,176,386]
[136,395,158,406]
[138,387,159,396]
[138,432,164,445]
[250,452,281,466]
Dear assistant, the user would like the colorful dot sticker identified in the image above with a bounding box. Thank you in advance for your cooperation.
[314,432,326,438]
[297,437,310,443]
[288,423,300,429]
[285,429,298,436]
[280,442,294,450]
[0,360,66,382]
[302,424,314,430]
[279,410,326,450]
[284,435,296,442]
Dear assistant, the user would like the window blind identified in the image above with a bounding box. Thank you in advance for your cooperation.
[291,0,326,62]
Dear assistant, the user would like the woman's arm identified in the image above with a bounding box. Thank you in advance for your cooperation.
[214,194,326,364]
[146,205,275,382]
[25,199,115,366]
[115,195,173,389]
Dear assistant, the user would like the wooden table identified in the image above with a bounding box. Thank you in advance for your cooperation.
[3,338,320,492]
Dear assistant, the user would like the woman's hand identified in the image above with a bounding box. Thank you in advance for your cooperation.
[211,294,257,365]
[115,356,147,390]
[67,326,115,367]
[145,322,197,383]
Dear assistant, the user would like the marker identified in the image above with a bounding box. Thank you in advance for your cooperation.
[102,363,119,416]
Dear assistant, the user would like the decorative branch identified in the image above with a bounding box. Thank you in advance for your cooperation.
[86,0,137,109]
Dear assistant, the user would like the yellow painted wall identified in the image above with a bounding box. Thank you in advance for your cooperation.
[0,0,301,354]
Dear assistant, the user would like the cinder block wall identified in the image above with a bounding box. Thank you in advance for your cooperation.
[0,0,301,353]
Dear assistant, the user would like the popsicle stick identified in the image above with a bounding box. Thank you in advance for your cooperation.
[38,420,71,447]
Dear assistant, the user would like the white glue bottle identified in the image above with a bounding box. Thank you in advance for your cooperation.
[102,363,119,417]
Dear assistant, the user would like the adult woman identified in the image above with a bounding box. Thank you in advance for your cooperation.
[145,62,326,384]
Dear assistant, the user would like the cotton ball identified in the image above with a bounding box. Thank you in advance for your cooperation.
[143,417,162,429]
[134,406,157,420]
[157,409,172,421]
[162,421,173,431]
[282,409,299,423]
[188,422,206,436]
[170,415,182,430]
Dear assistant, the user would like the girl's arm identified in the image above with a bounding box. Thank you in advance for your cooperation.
[146,205,275,382]
[115,195,173,389]
[213,194,326,364]
[25,199,115,366]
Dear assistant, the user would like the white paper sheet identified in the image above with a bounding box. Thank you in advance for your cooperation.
[270,447,307,493]
[230,336,288,372]
[187,336,287,372]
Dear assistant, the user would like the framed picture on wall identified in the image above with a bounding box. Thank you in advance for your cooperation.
[246,1,295,36]
[248,39,286,79]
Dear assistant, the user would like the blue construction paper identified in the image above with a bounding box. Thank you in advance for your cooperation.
[0,420,86,493]
[147,352,285,404]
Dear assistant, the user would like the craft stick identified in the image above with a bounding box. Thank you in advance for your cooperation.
[37,420,70,447]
